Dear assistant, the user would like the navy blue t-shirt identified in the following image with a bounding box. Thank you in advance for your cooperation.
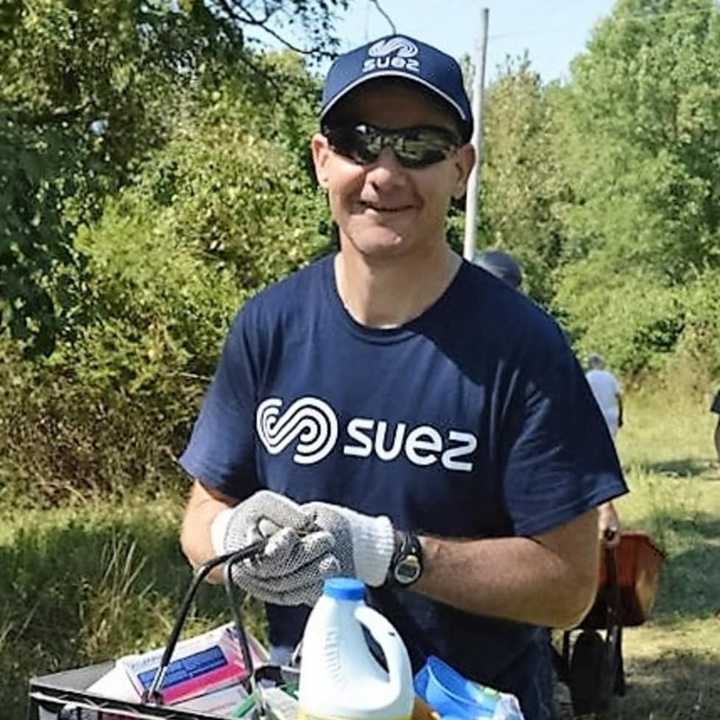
[180,254,627,720]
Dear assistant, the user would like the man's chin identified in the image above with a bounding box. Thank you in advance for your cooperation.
[343,221,411,250]
[350,233,410,259]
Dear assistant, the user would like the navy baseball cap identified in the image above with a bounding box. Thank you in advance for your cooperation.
[321,35,473,142]
[473,250,523,290]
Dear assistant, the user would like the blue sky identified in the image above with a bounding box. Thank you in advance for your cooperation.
[332,0,617,82]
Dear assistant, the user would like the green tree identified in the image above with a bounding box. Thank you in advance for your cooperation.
[563,0,720,275]
[479,55,572,305]
[554,0,720,371]
[0,0,346,355]
[0,51,330,504]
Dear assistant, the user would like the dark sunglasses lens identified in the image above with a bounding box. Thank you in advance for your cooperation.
[325,125,458,168]
[395,130,456,168]
[326,127,380,164]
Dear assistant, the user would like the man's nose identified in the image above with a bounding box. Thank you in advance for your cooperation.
[365,147,408,186]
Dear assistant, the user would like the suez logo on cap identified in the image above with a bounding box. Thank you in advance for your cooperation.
[256,396,477,472]
[362,37,421,74]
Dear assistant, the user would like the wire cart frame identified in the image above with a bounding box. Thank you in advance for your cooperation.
[27,542,288,720]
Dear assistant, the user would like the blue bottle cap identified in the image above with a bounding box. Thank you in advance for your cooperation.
[323,577,365,601]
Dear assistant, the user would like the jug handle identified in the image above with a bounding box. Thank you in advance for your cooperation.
[354,605,411,698]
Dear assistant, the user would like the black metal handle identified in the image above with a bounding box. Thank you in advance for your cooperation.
[143,541,267,705]
[604,546,622,630]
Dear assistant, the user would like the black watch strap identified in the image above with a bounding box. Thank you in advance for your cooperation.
[385,530,424,589]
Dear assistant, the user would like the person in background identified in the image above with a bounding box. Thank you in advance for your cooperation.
[585,354,623,439]
[711,389,720,464]
[179,33,627,720]
[584,353,623,547]
[473,249,523,291]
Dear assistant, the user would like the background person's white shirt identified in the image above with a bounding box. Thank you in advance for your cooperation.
[586,369,622,436]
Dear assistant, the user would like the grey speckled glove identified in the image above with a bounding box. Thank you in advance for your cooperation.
[302,502,396,588]
[218,490,335,606]
[216,491,396,606]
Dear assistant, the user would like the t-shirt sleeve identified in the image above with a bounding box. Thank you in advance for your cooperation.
[501,328,628,537]
[711,390,720,414]
[179,306,261,499]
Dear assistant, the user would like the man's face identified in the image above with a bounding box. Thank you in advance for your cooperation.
[312,81,475,262]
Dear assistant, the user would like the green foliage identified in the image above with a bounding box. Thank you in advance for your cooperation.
[1,1,263,168]
[0,50,329,505]
[0,493,260,719]
[563,0,720,274]
[670,268,720,378]
[479,56,572,305]
[0,0,341,356]
[554,257,685,373]
[548,0,720,373]
[0,117,87,355]
[0,0,223,355]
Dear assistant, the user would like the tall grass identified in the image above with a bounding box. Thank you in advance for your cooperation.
[555,389,720,719]
[0,489,266,717]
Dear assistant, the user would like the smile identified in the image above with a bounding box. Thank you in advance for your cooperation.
[362,203,414,213]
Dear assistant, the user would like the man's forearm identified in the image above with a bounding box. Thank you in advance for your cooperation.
[414,509,600,629]
[181,480,238,582]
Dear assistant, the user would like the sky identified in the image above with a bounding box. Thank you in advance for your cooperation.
[331,0,618,83]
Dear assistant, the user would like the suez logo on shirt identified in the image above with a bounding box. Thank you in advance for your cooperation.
[362,37,421,74]
[256,396,477,472]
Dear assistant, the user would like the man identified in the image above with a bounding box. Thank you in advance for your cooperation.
[179,34,627,720]
[473,249,523,291]
[712,389,720,463]
[585,354,623,440]
[585,354,623,547]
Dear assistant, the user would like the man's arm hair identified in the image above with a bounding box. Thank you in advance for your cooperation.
[180,480,239,582]
[415,508,600,629]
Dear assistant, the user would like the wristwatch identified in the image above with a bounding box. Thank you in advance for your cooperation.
[386,530,424,588]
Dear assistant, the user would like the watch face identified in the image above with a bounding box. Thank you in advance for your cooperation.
[394,555,422,585]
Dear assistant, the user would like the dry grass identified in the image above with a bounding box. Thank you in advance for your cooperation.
[556,389,720,719]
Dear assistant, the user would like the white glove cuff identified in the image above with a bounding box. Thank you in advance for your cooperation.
[344,510,395,587]
[211,507,235,556]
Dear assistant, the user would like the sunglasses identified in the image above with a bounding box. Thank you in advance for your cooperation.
[322,123,462,169]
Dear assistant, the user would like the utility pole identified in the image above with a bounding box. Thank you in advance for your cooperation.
[463,7,489,261]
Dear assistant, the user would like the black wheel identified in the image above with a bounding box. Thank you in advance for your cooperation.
[569,630,614,717]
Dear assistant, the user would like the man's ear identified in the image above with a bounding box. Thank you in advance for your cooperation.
[311,133,331,189]
[452,143,476,199]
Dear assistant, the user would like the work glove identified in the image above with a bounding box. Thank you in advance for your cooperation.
[213,491,395,606]
[303,501,396,588]
[215,490,333,605]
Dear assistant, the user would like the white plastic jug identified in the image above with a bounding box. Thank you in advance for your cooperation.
[298,577,414,720]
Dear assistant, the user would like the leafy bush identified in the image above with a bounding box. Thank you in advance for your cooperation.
[668,268,720,382]
[1,62,329,503]
[480,56,571,305]
[553,255,685,374]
